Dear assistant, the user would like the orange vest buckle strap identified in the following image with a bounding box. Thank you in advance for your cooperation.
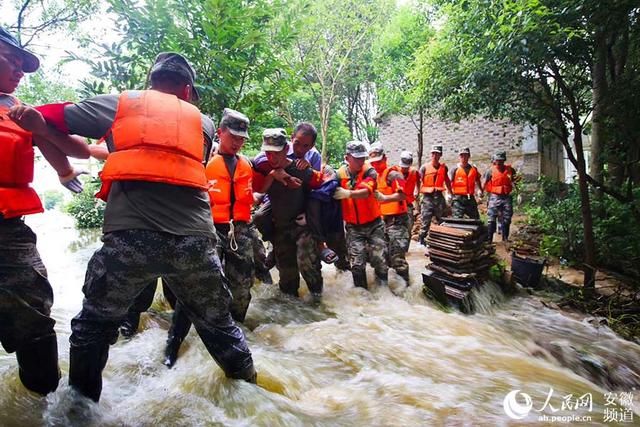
[420,162,447,194]
[377,166,407,216]
[96,90,208,201]
[0,97,44,218]
[206,154,253,224]
[337,164,381,225]
[489,164,514,195]
[452,165,478,196]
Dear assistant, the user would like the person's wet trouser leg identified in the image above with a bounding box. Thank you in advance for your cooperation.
[384,214,410,284]
[216,222,254,322]
[0,219,60,395]
[119,279,158,337]
[295,227,323,295]
[163,301,192,368]
[273,226,301,297]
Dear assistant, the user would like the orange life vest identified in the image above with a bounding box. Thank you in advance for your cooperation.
[403,167,419,203]
[377,166,407,216]
[451,164,479,195]
[420,162,447,193]
[0,97,43,219]
[337,163,381,225]
[206,154,253,223]
[489,164,514,195]
[96,90,208,201]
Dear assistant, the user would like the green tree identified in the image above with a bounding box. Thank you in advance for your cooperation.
[64,178,105,229]
[410,0,639,288]
[42,189,64,210]
[67,0,300,151]
[15,69,78,105]
[372,2,433,165]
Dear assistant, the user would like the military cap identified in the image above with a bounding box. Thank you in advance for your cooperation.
[0,26,39,73]
[431,144,443,154]
[494,150,507,161]
[261,128,288,152]
[400,150,414,167]
[220,108,250,138]
[345,141,369,158]
[459,147,471,155]
[368,142,385,162]
[150,52,199,101]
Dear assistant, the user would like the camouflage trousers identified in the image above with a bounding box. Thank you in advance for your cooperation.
[345,218,388,288]
[384,214,410,280]
[0,219,55,353]
[452,195,480,219]
[406,203,416,240]
[487,194,513,223]
[272,224,323,297]
[69,229,254,400]
[250,223,272,283]
[419,192,445,240]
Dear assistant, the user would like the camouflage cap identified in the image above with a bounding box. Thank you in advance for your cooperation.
[431,144,443,154]
[345,141,369,158]
[368,142,385,162]
[400,150,413,167]
[494,150,507,161]
[0,26,39,73]
[261,128,288,152]
[220,108,250,138]
[459,147,471,155]
[150,52,199,101]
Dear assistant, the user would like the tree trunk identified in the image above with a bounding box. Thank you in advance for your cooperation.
[590,29,607,188]
[573,128,597,290]
[320,104,330,163]
[417,108,424,168]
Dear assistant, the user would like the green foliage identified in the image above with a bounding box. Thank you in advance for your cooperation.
[42,190,64,210]
[65,178,105,229]
[525,178,640,280]
[15,70,78,105]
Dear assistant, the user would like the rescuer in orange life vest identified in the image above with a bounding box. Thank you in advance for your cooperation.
[448,147,483,219]
[13,52,257,402]
[483,150,518,242]
[368,142,411,285]
[398,150,419,238]
[162,108,256,368]
[418,144,452,246]
[1,25,90,396]
[333,141,389,290]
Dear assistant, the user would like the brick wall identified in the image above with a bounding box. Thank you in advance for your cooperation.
[377,115,543,180]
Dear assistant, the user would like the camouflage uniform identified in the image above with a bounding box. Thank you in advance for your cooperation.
[346,219,388,288]
[250,222,272,284]
[384,214,410,281]
[0,218,60,394]
[487,194,513,239]
[69,230,254,401]
[451,195,480,219]
[272,224,323,297]
[419,192,445,241]
[406,203,415,240]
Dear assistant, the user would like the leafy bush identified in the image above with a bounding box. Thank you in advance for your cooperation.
[42,190,64,210]
[64,178,105,229]
[525,178,640,280]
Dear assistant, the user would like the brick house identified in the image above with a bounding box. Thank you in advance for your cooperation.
[376,115,565,182]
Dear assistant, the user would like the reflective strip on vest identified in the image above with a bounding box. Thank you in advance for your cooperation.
[97,90,207,200]
[0,99,43,218]
[378,166,407,216]
[489,164,514,195]
[420,162,446,193]
[206,154,253,223]
[337,164,380,225]
[451,165,478,195]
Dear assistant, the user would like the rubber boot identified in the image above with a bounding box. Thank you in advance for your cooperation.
[16,335,61,395]
[119,311,140,338]
[69,343,110,402]
[487,221,496,243]
[352,269,368,289]
[502,221,510,242]
[398,269,411,286]
[163,335,182,368]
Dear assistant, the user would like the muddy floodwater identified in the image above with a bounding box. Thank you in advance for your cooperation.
[1,211,639,426]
